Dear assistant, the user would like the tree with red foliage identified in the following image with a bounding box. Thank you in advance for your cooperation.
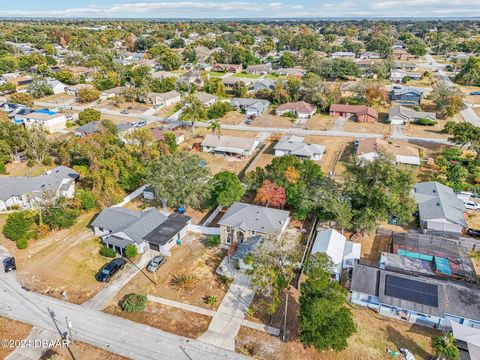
[255,180,286,208]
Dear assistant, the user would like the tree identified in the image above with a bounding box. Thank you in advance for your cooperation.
[43,205,78,230]
[121,293,147,313]
[354,80,388,107]
[343,152,417,234]
[54,70,75,85]
[203,77,225,96]
[255,180,286,208]
[299,252,356,352]
[432,333,460,360]
[209,171,245,207]
[207,120,221,135]
[232,81,247,98]
[75,190,97,210]
[25,126,50,164]
[180,93,207,129]
[443,121,480,157]
[150,77,176,93]
[27,77,54,99]
[78,108,101,125]
[78,88,100,103]
[309,58,360,80]
[125,244,138,259]
[455,56,480,86]
[279,51,296,68]
[2,211,34,241]
[431,83,466,118]
[9,93,34,107]
[366,34,393,57]
[146,152,211,209]
[155,47,183,71]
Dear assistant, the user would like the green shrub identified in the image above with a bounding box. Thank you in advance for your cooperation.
[205,295,217,305]
[76,190,97,210]
[42,156,53,166]
[16,238,28,249]
[413,118,437,126]
[26,159,35,167]
[0,162,6,174]
[2,211,34,241]
[43,207,79,230]
[125,244,137,259]
[121,293,147,313]
[206,235,221,247]
[99,246,117,258]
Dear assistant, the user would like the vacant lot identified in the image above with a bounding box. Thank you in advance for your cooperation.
[113,238,230,311]
[0,317,32,359]
[253,114,293,128]
[155,104,177,117]
[196,151,251,174]
[5,213,110,304]
[404,120,450,139]
[42,341,130,360]
[218,111,245,125]
[304,136,351,174]
[237,305,438,360]
[343,120,390,135]
[305,114,335,130]
[459,85,480,105]
[95,100,151,113]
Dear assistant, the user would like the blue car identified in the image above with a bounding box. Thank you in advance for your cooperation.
[470,91,480,95]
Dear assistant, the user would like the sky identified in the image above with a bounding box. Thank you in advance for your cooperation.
[0,0,479,18]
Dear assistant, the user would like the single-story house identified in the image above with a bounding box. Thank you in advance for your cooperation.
[212,64,242,73]
[332,51,356,59]
[311,229,361,280]
[359,52,380,59]
[389,105,436,125]
[329,104,378,123]
[391,48,415,61]
[222,76,256,89]
[178,70,205,89]
[413,181,467,236]
[196,92,217,106]
[150,127,184,145]
[246,64,272,75]
[274,68,306,78]
[152,70,178,79]
[393,62,418,71]
[390,70,422,84]
[274,135,325,161]
[451,322,480,359]
[99,86,127,100]
[390,86,424,105]
[147,90,181,107]
[0,166,79,211]
[65,84,95,97]
[253,79,276,92]
[230,98,270,117]
[91,207,191,256]
[201,134,260,157]
[276,101,316,119]
[19,109,66,132]
[46,79,67,94]
[218,202,290,245]
[356,138,420,166]
[74,121,134,137]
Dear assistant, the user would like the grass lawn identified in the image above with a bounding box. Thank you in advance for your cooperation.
[235,72,262,79]
[207,71,226,77]
[3,163,55,177]
[266,73,287,80]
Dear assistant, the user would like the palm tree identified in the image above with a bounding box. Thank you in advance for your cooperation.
[207,120,221,135]
[182,93,205,134]
[432,333,460,360]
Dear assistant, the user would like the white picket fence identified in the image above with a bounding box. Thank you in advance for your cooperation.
[113,184,149,208]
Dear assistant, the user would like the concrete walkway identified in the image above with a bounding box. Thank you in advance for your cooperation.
[331,116,346,131]
[83,252,151,310]
[198,273,255,351]
[6,327,62,360]
[391,124,405,137]
[147,295,280,336]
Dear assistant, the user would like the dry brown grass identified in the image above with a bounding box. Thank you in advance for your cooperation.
[218,111,245,125]
[0,317,32,359]
[404,120,451,140]
[305,114,335,130]
[252,114,293,128]
[41,341,130,360]
[343,120,390,135]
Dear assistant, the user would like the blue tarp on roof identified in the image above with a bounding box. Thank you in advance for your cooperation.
[434,257,452,276]
[397,249,434,261]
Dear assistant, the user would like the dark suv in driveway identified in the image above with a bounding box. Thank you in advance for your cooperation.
[3,257,16,273]
[96,258,126,282]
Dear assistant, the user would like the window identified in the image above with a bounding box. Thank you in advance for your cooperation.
[226,236,232,244]
[99,227,104,232]
[225,226,231,233]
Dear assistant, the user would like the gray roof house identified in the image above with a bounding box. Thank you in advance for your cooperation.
[274,135,325,161]
[253,78,276,92]
[74,121,135,137]
[201,134,260,157]
[196,92,217,106]
[91,207,191,256]
[390,86,424,105]
[0,166,79,211]
[218,202,290,245]
[230,98,270,117]
[413,181,467,236]
[389,105,436,125]
[246,64,272,75]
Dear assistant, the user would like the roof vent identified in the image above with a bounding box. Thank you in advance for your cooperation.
[436,203,440,206]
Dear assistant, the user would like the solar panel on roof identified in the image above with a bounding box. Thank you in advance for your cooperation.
[385,275,439,307]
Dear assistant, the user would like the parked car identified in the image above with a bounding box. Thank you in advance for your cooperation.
[470,91,480,96]
[120,109,129,114]
[147,255,166,273]
[467,228,480,238]
[3,257,16,273]
[464,201,480,211]
[96,258,126,282]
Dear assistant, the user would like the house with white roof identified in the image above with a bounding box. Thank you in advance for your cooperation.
[274,135,325,161]
[332,51,356,59]
[46,79,67,94]
[356,138,420,166]
[19,109,66,132]
[311,229,361,280]
[201,134,260,157]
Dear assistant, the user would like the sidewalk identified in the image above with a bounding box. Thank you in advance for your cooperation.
[6,327,62,360]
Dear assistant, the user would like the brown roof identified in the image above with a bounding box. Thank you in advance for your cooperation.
[356,138,419,158]
[330,104,378,119]
[277,101,315,114]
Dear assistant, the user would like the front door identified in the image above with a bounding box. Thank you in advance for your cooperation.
[237,231,245,243]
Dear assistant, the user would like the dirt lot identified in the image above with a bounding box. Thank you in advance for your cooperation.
[304,136,351,174]
[404,120,450,139]
[112,238,230,311]
[236,305,438,360]
[42,341,130,360]
[155,104,177,117]
[4,213,110,304]
[218,111,245,125]
[95,100,151,114]
[3,163,55,177]
[305,114,335,131]
[459,85,480,105]
[105,302,211,339]
[343,120,390,135]
[0,317,32,359]
[41,93,75,103]
[252,114,293,128]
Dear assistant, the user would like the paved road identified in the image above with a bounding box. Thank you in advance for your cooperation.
[0,248,246,360]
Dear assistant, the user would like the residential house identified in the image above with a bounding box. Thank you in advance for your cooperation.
[311,229,361,280]
[99,86,127,100]
[253,79,276,91]
[201,134,260,157]
[329,104,378,123]
[19,110,66,132]
[178,69,205,89]
[218,202,290,245]
[230,98,270,117]
[65,84,95,97]
[359,51,381,59]
[152,71,178,80]
[246,64,272,75]
[274,68,306,78]
[389,105,436,125]
[212,64,242,73]
[196,92,217,106]
[274,135,325,161]
[393,62,418,71]
[276,101,316,119]
[147,90,181,107]
[391,48,415,61]
[391,87,424,105]
[332,51,356,59]
[64,66,94,82]
[451,322,480,359]
[46,79,67,94]
[74,121,134,137]
[0,166,79,211]
[150,127,184,145]
[413,181,467,236]
[222,76,256,89]
[91,207,191,256]
[0,102,31,121]
[356,138,420,166]
[390,70,422,84]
